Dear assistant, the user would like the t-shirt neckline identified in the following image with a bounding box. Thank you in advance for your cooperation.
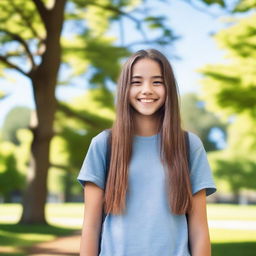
[134,133,160,140]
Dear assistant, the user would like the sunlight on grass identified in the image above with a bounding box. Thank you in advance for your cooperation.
[46,203,84,229]
[210,228,256,243]
[207,204,256,221]
[0,203,84,228]
[0,204,22,223]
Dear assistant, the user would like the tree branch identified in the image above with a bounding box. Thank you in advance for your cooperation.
[31,0,49,27]
[0,55,29,77]
[0,29,36,69]
[179,0,224,18]
[50,163,70,172]
[57,102,112,129]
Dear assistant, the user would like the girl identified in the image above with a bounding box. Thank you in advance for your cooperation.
[77,49,216,256]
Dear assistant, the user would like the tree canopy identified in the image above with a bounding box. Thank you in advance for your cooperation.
[199,11,256,194]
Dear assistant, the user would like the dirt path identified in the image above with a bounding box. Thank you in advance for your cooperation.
[25,231,81,256]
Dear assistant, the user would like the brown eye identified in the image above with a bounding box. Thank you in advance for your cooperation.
[131,81,141,85]
[153,81,163,85]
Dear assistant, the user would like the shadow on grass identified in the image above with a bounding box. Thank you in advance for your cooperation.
[0,223,77,247]
[212,242,256,256]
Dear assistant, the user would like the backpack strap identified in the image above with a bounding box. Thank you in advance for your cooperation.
[184,131,191,170]
[105,128,112,179]
[98,129,111,253]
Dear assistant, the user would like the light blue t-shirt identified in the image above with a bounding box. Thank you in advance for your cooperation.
[77,130,217,256]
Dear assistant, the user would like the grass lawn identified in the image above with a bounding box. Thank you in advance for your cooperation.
[208,204,256,256]
[0,203,82,255]
[0,203,256,255]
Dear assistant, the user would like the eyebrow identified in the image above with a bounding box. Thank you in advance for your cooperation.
[131,75,163,79]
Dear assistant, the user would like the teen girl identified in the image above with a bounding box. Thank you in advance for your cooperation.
[78,49,216,256]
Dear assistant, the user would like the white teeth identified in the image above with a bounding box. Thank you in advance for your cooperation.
[139,99,155,102]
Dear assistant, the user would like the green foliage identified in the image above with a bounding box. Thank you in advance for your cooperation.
[199,13,256,119]
[209,148,256,193]
[180,93,227,151]
[2,106,31,145]
[62,21,131,82]
[233,0,256,12]
[227,112,256,159]
[202,0,226,7]
[0,142,25,201]
[0,128,32,201]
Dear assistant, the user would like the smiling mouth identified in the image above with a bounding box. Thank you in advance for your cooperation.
[137,99,158,103]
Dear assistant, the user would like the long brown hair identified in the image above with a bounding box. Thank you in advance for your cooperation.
[104,49,192,215]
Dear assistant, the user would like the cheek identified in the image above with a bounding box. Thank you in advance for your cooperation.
[158,87,166,100]
[129,87,137,100]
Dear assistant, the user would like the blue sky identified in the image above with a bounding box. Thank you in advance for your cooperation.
[0,1,229,129]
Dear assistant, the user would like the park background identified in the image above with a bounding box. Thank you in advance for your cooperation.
[0,0,255,255]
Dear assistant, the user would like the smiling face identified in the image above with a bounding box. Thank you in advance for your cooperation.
[129,58,166,120]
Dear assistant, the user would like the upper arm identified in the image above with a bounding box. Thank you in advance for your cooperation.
[187,189,209,237]
[82,181,105,232]
[187,189,211,255]
[187,189,208,227]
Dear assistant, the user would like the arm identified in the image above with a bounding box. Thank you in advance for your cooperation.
[80,182,104,256]
[187,189,211,256]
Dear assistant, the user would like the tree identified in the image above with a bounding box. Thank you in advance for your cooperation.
[0,0,179,224]
[199,12,256,194]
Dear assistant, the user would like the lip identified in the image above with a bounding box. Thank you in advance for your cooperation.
[137,98,158,101]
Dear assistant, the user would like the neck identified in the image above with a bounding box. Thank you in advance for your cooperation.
[133,114,161,136]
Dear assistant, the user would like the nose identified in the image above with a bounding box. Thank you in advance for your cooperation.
[141,81,153,95]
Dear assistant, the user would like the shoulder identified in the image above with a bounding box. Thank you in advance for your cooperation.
[89,129,110,154]
[187,131,204,155]
[92,129,110,144]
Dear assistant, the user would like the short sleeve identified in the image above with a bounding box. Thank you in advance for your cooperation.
[189,133,217,196]
[77,131,108,190]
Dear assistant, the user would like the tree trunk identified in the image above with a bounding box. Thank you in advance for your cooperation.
[20,82,56,224]
[19,0,66,224]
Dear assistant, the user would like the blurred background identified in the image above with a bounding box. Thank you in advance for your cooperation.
[0,0,255,255]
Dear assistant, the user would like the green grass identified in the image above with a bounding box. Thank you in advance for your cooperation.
[212,242,256,256]
[0,203,256,256]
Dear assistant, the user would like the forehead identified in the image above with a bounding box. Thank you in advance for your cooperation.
[132,58,162,77]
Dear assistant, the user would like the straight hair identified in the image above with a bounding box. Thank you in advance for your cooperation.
[104,49,192,215]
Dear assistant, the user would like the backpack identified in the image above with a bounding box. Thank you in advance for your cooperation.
[98,130,191,254]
